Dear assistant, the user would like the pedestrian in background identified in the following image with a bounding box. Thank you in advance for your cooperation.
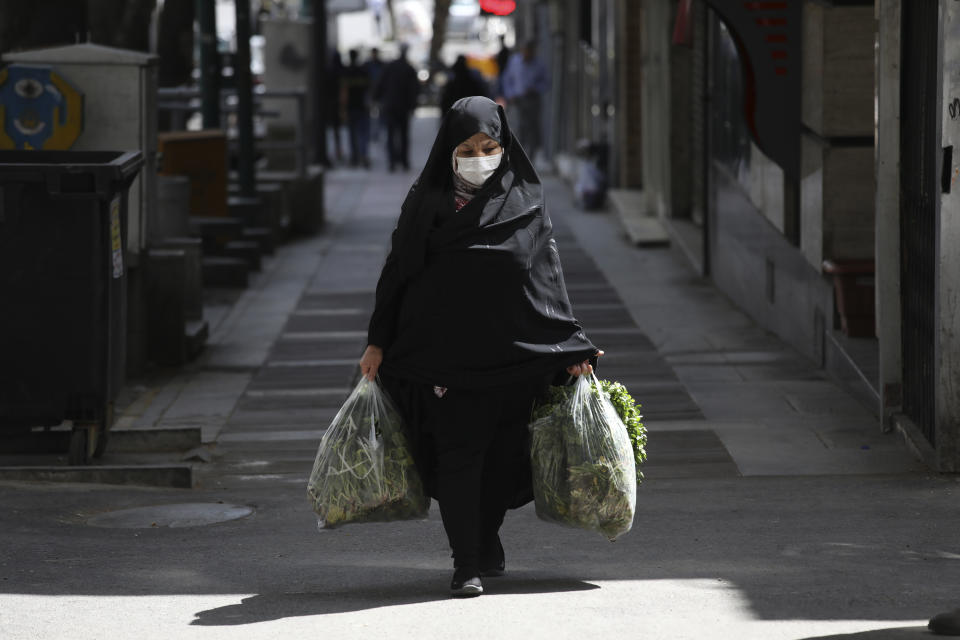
[365,47,385,142]
[440,55,489,115]
[494,34,511,98]
[341,48,372,168]
[501,39,550,164]
[359,97,601,597]
[324,49,345,165]
[373,43,420,171]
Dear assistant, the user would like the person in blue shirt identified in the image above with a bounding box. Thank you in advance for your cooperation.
[365,47,385,143]
[501,39,550,163]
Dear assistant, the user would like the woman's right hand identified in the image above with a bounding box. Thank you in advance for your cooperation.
[360,345,384,381]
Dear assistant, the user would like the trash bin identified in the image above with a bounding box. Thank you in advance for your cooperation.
[0,150,144,464]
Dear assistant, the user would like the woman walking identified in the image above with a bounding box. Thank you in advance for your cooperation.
[359,96,600,597]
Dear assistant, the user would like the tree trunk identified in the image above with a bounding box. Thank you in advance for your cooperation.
[157,0,195,87]
[87,0,157,52]
[385,0,397,41]
[0,1,86,53]
[429,0,452,77]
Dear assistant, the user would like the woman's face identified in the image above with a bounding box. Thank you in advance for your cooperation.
[456,132,502,158]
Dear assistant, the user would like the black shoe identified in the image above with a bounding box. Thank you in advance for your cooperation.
[929,610,960,635]
[479,536,505,577]
[450,566,483,597]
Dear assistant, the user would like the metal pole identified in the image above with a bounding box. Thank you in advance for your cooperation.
[196,0,220,129]
[311,0,329,166]
[235,0,256,197]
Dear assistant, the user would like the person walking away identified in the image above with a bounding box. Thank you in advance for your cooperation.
[440,55,489,115]
[358,97,601,597]
[373,43,420,171]
[365,47,386,142]
[501,39,549,164]
[324,50,345,165]
[342,48,372,168]
[494,34,511,99]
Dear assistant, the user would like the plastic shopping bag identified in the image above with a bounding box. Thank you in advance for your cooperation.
[529,373,637,540]
[307,377,429,529]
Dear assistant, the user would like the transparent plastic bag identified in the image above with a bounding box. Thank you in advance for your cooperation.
[307,377,429,529]
[529,373,637,540]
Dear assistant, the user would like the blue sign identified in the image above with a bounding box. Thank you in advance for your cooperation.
[0,64,84,150]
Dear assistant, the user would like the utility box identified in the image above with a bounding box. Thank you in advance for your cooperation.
[3,44,159,257]
[261,18,315,170]
[0,150,143,464]
[261,18,315,132]
[157,130,228,217]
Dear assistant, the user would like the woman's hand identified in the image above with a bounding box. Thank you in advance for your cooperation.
[360,345,384,381]
[567,350,604,377]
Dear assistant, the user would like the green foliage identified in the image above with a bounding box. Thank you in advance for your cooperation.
[529,378,640,541]
[307,382,429,528]
[533,379,647,482]
[598,380,647,482]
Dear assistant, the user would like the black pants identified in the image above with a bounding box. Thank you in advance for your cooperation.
[383,108,411,170]
[346,108,370,166]
[426,384,538,569]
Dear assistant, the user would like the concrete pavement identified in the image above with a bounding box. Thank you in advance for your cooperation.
[0,113,954,640]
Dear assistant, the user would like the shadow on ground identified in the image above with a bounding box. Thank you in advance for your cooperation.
[798,627,931,639]
[190,576,598,625]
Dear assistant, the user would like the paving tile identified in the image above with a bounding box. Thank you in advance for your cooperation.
[284,314,373,333]
[784,393,874,417]
[643,430,740,479]
[298,291,375,310]
[236,393,350,412]
[270,339,366,361]
[248,364,356,390]
[218,429,325,443]
[671,364,745,382]
[226,407,337,426]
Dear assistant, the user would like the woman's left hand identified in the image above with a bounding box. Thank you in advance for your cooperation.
[567,350,604,377]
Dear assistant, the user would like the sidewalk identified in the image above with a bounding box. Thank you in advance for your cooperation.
[548,180,923,478]
[0,115,951,640]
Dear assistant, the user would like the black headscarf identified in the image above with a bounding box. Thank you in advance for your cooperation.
[368,96,597,389]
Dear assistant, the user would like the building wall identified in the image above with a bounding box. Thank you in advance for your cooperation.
[937,0,960,470]
[875,0,902,425]
[690,2,707,225]
[616,0,644,188]
[800,3,877,270]
[704,1,876,368]
[641,0,673,218]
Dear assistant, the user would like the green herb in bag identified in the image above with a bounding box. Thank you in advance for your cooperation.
[533,378,647,481]
[529,375,640,540]
[307,378,429,528]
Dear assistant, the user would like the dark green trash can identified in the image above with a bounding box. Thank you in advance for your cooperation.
[0,150,144,464]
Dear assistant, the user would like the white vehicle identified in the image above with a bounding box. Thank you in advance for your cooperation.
[447,0,481,40]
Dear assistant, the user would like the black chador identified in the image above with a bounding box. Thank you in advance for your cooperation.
[367,96,597,589]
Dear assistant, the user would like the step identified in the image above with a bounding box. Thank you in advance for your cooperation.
[228,195,263,226]
[227,183,290,236]
[221,240,262,272]
[107,427,203,453]
[189,216,245,252]
[201,256,249,288]
[185,318,210,359]
[608,189,671,247]
[242,226,275,255]
[0,464,194,488]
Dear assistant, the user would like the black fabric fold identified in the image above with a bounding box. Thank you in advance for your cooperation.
[368,96,597,389]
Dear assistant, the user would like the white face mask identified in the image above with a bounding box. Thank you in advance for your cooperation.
[454,151,503,187]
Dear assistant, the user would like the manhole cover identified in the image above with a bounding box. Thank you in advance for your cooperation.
[86,503,254,529]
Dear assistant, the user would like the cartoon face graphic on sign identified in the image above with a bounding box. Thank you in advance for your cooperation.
[0,64,84,150]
